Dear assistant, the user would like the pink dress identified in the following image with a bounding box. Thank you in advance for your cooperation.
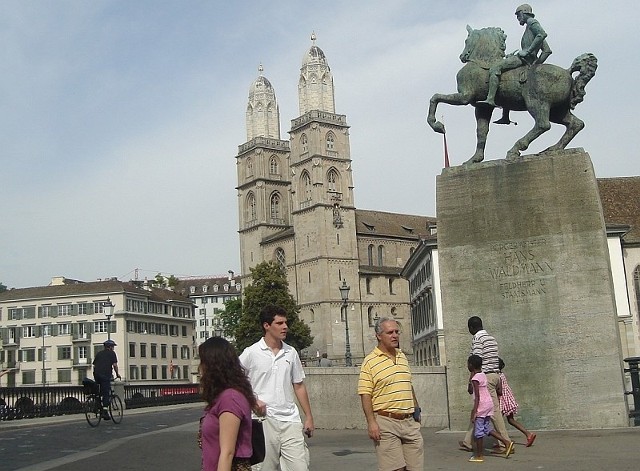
[499,372,519,416]
[472,372,494,417]
[201,388,252,471]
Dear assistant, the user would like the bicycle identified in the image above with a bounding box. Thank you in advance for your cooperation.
[82,377,124,427]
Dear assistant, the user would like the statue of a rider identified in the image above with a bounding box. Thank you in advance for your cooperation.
[478,4,552,124]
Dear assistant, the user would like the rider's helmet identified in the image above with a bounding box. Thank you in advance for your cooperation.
[104,339,117,347]
[515,4,534,17]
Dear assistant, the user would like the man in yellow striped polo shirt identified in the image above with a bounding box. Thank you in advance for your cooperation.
[358,317,423,471]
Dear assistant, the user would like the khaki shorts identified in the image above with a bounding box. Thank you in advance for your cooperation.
[375,414,424,471]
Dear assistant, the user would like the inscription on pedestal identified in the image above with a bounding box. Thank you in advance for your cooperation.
[487,238,554,304]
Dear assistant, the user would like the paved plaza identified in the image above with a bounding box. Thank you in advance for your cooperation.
[2,404,640,471]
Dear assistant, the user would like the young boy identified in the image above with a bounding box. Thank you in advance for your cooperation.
[467,354,514,463]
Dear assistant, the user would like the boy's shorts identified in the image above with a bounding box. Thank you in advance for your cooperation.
[473,416,493,438]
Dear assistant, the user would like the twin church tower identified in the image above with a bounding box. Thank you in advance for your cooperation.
[235,34,434,362]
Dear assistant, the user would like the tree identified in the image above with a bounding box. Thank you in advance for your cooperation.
[0,282,6,293]
[234,261,313,353]
[166,275,179,290]
[219,298,243,343]
[152,274,167,288]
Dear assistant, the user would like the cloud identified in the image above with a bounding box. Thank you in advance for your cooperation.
[1,0,637,288]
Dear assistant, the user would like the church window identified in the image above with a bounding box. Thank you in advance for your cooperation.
[366,277,372,294]
[301,171,312,202]
[270,192,281,220]
[275,248,286,271]
[326,132,335,151]
[269,156,279,174]
[246,193,256,223]
[378,245,384,266]
[367,245,374,266]
[327,168,339,192]
[389,278,394,295]
[246,157,253,176]
[301,134,308,153]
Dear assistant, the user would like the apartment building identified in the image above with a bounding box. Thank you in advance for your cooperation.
[0,277,196,386]
[174,273,242,343]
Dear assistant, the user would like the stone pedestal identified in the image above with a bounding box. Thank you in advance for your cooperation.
[436,149,628,429]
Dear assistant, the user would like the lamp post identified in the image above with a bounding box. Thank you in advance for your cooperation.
[339,280,352,366]
[103,297,115,341]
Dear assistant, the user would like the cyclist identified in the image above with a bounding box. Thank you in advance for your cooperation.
[93,340,121,420]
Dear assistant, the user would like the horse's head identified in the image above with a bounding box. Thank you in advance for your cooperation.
[459,25,506,64]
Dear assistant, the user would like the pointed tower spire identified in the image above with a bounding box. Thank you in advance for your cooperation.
[246,64,281,141]
[298,33,335,115]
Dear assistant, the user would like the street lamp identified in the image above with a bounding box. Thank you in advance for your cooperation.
[339,280,352,366]
[103,297,115,341]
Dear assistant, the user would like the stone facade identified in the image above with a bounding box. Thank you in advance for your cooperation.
[236,37,434,364]
[436,149,629,429]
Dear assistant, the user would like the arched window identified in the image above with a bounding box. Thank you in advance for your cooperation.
[378,245,384,266]
[269,156,279,174]
[246,157,253,176]
[246,192,256,223]
[326,131,335,151]
[301,133,308,153]
[327,168,339,192]
[301,171,312,202]
[368,244,374,265]
[367,306,375,326]
[270,192,281,220]
[275,248,286,271]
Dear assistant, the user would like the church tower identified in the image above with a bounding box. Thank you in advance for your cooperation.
[287,34,362,360]
[236,66,291,279]
[235,35,422,364]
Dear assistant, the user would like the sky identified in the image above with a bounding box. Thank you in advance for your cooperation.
[1,0,637,289]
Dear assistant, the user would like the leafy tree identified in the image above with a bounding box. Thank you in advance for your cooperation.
[0,282,6,293]
[234,261,312,353]
[166,275,179,290]
[219,298,243,344]
[153,273,167,288]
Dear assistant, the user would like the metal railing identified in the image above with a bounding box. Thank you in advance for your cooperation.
[0,382,201,421]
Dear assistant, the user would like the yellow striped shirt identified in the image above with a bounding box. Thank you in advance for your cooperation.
[358,347,414,413]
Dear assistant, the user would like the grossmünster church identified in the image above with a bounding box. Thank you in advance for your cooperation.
[235,35,435,364]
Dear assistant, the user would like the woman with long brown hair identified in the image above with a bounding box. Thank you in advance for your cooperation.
[199,337,256,471]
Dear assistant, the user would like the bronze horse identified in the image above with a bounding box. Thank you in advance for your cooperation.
[427,26,597,163]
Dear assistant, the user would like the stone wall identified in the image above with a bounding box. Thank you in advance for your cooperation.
[302,366,449,429]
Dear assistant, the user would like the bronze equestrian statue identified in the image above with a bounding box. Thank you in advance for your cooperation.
[427,5,597,164]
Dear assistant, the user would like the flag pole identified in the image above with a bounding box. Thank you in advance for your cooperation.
[441,115,450,168]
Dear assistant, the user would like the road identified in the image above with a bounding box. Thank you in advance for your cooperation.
[3,404,640,470]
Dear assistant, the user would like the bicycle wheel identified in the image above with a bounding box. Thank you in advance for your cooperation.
[109,394,123,424]
[84,396,101,427]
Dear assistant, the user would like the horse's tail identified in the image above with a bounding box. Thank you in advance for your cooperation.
[568,53,598,109]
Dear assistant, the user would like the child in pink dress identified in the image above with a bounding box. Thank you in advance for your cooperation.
[468,355,514,463]
[498,358,536,447]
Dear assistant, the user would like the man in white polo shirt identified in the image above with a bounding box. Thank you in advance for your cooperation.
[240,304,314,471]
